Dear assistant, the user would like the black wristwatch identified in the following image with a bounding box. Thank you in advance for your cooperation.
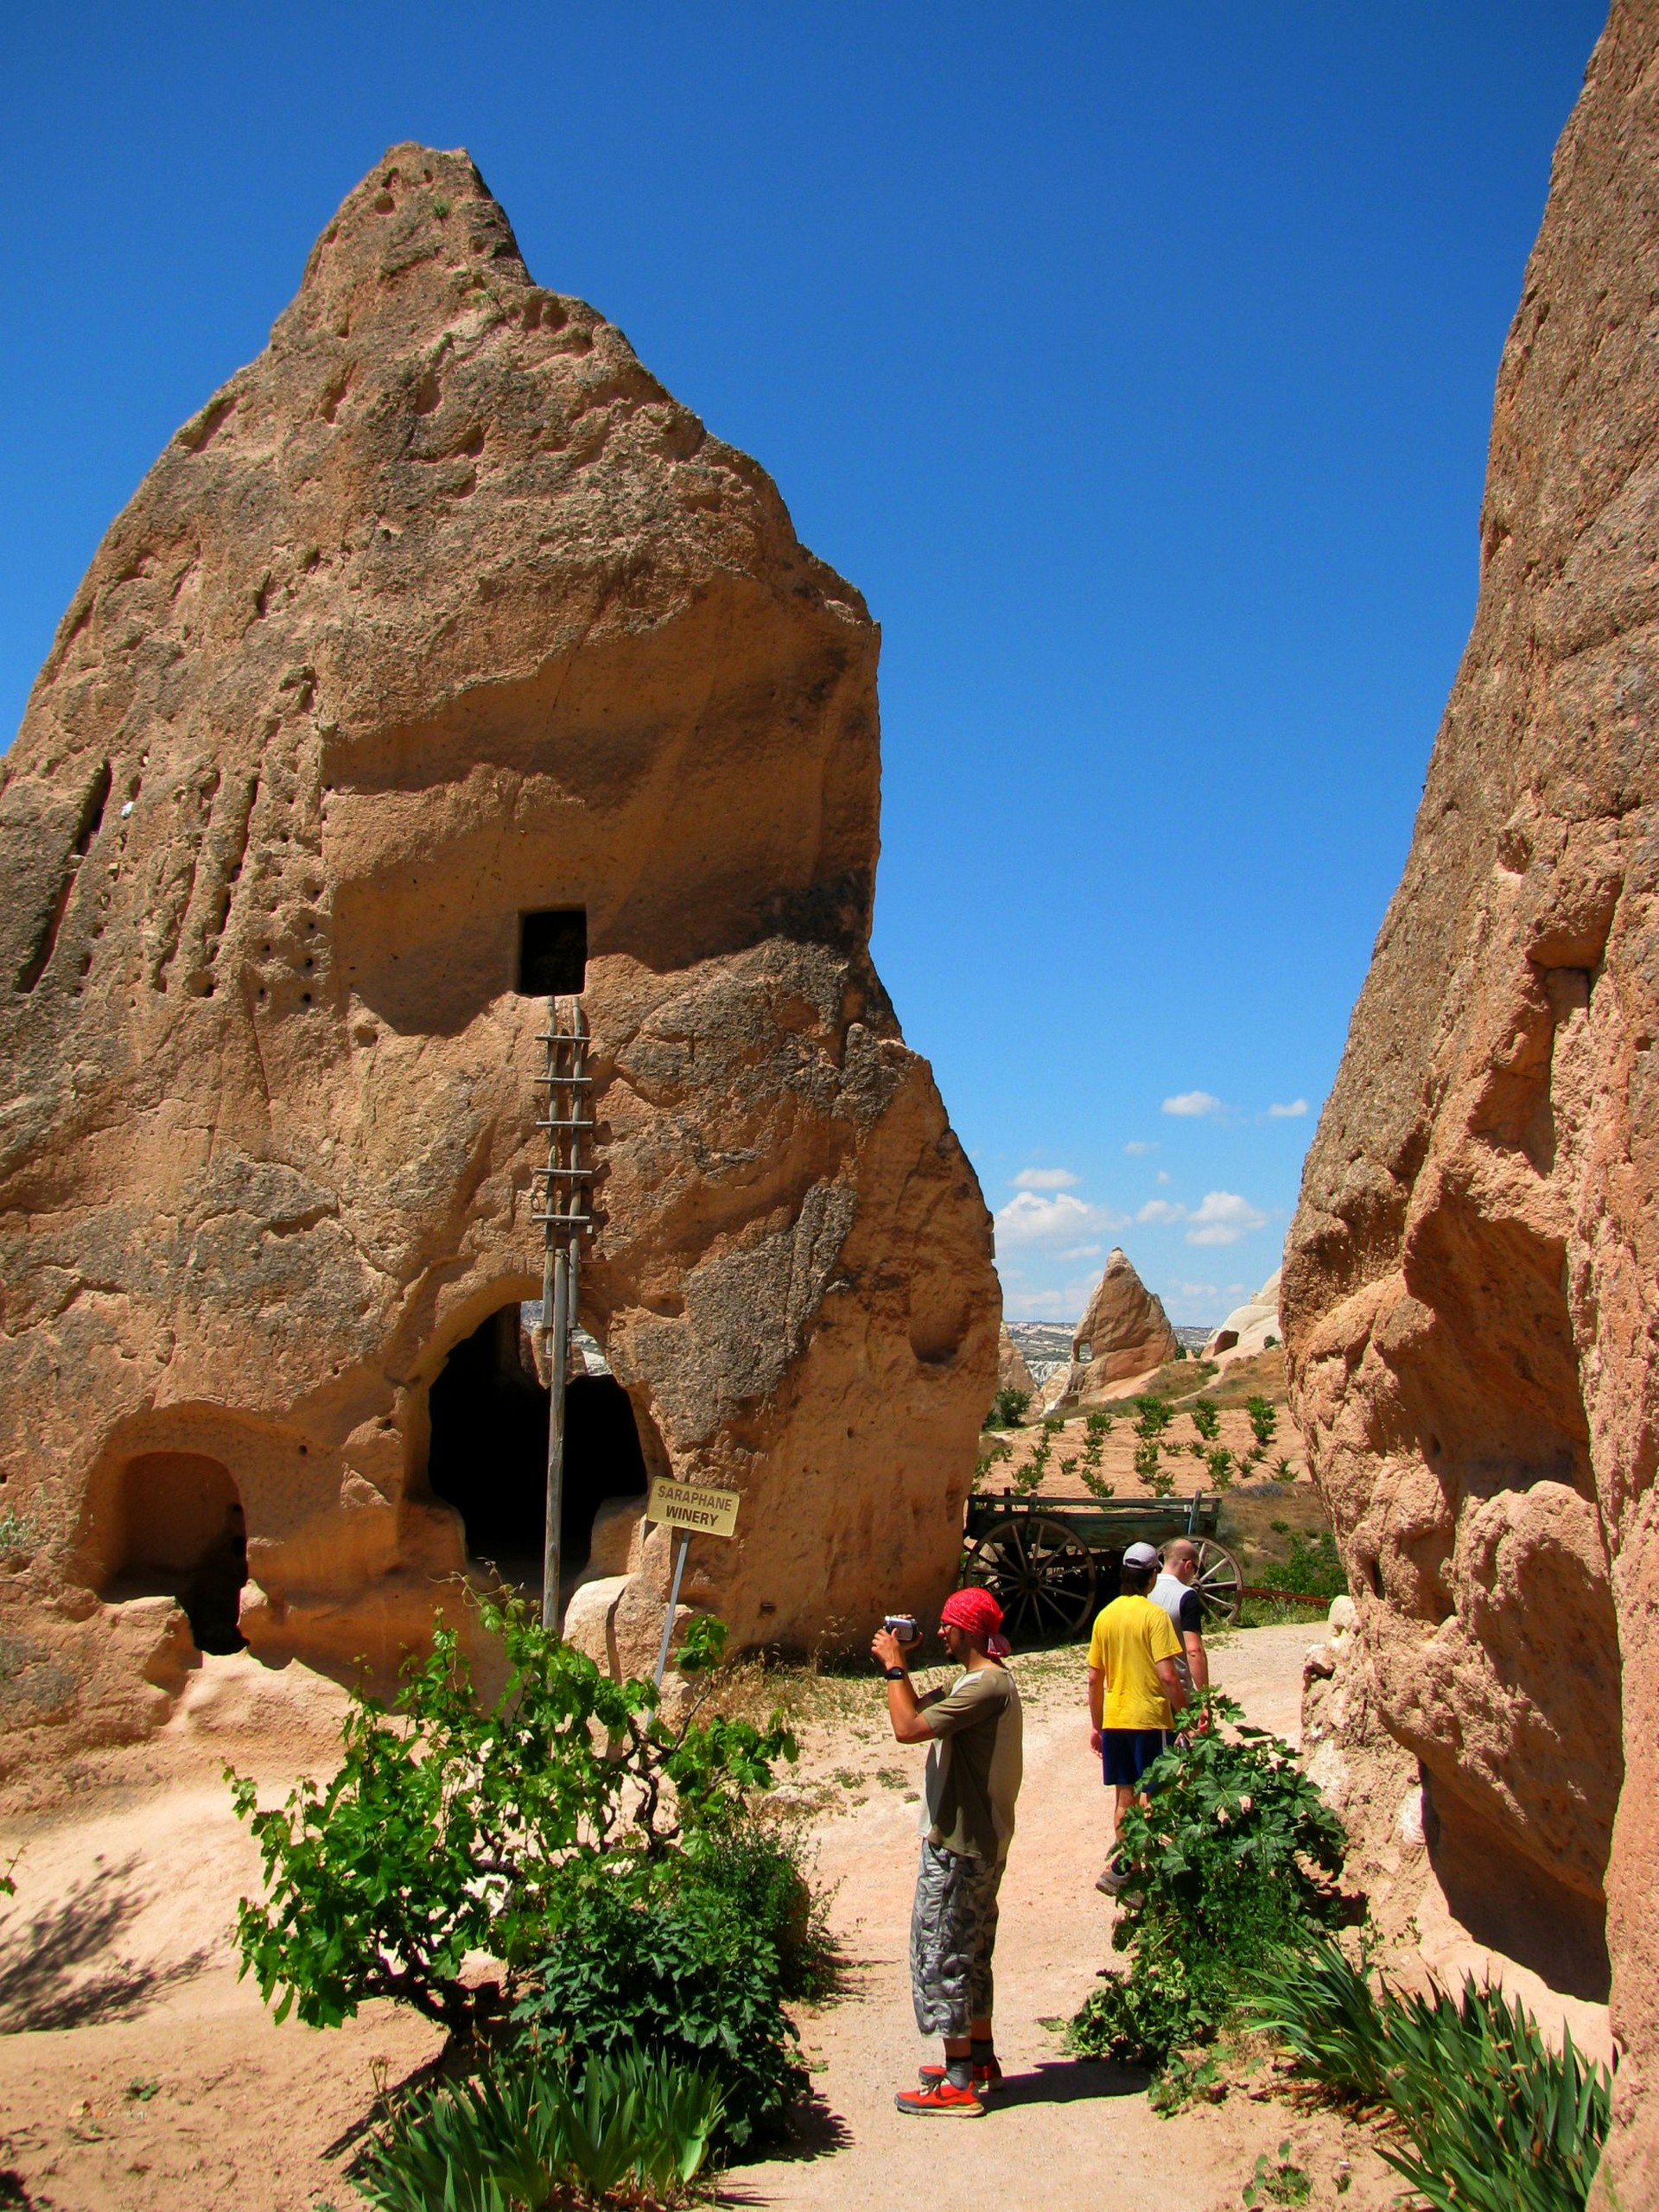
[883,1665,908,1682]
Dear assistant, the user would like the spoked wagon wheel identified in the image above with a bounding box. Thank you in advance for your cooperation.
[962,1515,1097,1649]
[1192,1536,1243,1625]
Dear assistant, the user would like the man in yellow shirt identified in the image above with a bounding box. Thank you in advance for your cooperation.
[1087,1540,1189,1894]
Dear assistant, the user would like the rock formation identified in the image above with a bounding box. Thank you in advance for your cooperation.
[1202,1266,1281,1367]
[995,1323,1035,1408]
[1283,9,1659,2194]
[1058,1248,1178,1405]
[0,145,997,1772]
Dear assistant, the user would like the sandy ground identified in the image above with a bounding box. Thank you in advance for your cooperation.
[0,1625,1410,2211]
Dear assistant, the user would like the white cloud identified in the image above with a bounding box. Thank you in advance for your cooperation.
[1122,1140,1159,1156]
[997,1272,1103,1323]
[1162,1090,1224,1118]
[994,1191,1128,1249]
[1184,1190,1269,1247]
[1058,1243,1103,1262]
[1168,1280,1218,1301]
[1136,1198,1185,1225]
[1010,1166,1081,1191]
[1155,1169,1172,1185]
[1268,1098,1309,1119]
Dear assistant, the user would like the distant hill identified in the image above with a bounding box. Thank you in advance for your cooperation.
[1003,1320,1075,1381]
[1006,1317,1217,1372]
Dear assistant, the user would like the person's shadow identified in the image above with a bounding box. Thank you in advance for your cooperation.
[991,2058,1153,2106]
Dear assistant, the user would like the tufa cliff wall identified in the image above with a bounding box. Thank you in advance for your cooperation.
[1284,8,1659,2197]
[0,144,998,1771]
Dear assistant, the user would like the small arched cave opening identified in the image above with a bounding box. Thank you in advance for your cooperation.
[426,1303,649,1586]
[101,1450,248,1655]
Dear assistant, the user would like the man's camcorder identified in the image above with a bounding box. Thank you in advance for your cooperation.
[882,1613,923,1648]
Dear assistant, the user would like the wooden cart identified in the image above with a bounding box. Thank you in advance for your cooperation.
[959,1490,1243,1649]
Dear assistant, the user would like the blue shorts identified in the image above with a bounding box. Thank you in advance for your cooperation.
[1102,1728,1169,1789]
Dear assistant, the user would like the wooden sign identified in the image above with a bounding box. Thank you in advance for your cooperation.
[646,1477,741,1540]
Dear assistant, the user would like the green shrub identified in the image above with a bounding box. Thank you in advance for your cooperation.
[1079,1414,1116,1499]
[228,1598,797,2039]
[985,1385,1031,1430]
[1132,1395,1174,1440]
[1116,1698,1346,1952]
[1243,1938,1611,2212]
[1067,1694,1347,2073]
[679,1816,834,2001]
[1068,1918,1237,2068]
[1014,1419,1062,1497]
[1244,1395,1278,1452]
[1190,1397,1220,1443]
[355,2046,723,2210]
[512,1853,807,2146]
[1263,1529,1346,1601]
[1205,1444,1234,1491]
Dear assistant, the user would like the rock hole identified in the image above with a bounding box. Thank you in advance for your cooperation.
[101,1450,247,1654]
[518,906,587,995]
[426,1304,645,1586]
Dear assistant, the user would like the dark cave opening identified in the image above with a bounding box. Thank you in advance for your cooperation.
[103,1449,248,1655]
[426,1305,648,1584]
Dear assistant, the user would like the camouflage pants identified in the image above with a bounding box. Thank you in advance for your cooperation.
[910,1840,1004,2037]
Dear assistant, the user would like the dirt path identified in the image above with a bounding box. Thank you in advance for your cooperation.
[0,1625,1401,2211]
[728,1624,1397,2211]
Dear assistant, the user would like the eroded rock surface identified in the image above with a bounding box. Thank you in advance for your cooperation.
[1055,1247,1177,1407]
[1202,1267,1281,1369]
[996,1323,1035,1407]
[1283,10,1659,2194]
[0,145,997,1773]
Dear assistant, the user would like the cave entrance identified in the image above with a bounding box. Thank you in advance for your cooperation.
[104,1450,248,1655]
[426,1305,648,1586]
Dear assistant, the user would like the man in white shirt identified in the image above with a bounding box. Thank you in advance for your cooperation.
[1151,1537,1210,1698]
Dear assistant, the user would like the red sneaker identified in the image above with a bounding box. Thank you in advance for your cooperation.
[918,2060,1002,2095]
[894,2078,984,2117]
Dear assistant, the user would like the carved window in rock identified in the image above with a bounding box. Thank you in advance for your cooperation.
[518,907,587,995]
[102,1450,248,1655]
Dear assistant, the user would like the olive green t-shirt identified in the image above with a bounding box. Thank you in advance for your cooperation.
[919,1663,1023,1862]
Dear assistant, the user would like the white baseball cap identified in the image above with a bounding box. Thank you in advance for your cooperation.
[1123,1541,1160,1570]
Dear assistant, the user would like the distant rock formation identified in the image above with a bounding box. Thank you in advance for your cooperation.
[1052,1249,1178,1408]
[0,144,997,1773]
[1283,10,1659,2197]
[1202,1267,1281,1366]
[996,1324,1036,1408]
[1034,1365,1071,1416]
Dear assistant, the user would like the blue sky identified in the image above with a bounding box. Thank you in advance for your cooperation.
[1,3,1606,1323]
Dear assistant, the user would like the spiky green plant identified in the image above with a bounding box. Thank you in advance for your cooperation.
[1243,1939,1611,2212]
[355,2047,725,2210]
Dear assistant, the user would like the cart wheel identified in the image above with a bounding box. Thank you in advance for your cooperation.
[961,1515,1097,1649]
[1192,1536,1243,1625]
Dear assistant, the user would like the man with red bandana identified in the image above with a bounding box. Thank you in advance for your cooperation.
[871,1585,1024,2117]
